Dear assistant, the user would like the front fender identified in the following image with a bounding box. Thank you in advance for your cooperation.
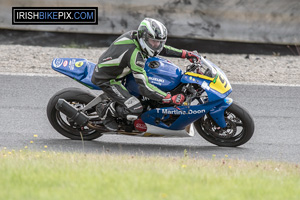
[209,97,233,128]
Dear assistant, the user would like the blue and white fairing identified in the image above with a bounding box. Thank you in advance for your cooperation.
[52,58,100,89]
[51,56,233,137]
[140,55,233,134]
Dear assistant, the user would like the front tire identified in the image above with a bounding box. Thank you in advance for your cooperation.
[47,87,103,140]
[194,102,254,147]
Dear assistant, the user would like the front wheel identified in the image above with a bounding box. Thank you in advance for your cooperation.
[194,102,254,147]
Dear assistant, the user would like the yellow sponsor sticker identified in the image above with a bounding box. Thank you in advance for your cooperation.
[209,74,231,94]
[75,61,84,67]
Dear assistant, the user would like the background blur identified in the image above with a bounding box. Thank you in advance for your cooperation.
[1,0,299,55]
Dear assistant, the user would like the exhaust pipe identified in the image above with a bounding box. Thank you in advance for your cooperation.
[55,99,89,126]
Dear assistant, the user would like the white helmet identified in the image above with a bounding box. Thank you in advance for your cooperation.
[137,18,167,57]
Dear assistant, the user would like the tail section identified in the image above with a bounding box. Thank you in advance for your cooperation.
[52,58,101,90]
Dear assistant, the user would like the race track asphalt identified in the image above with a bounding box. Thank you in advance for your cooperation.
[1,74,300,163]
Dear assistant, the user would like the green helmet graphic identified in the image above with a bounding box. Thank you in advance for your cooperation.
[137,18,167,57]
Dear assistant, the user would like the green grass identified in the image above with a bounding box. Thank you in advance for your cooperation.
[1,149,300,200]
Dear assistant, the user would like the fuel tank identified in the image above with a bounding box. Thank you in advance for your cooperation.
[144,57,183,91]
[125,57,183,96]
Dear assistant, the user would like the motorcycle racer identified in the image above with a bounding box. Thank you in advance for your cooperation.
[91,18,200,131]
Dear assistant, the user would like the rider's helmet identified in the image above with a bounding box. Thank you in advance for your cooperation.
[137,18,167,57]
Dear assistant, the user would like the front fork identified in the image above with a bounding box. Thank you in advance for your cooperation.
[208,97,233,128]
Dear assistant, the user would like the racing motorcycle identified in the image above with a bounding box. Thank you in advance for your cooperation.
[47,54,254,147]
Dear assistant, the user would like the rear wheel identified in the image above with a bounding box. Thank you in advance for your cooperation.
[194,102,254,147]
[47,87,104,140]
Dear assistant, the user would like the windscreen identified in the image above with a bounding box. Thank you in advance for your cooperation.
[197,57,217,78]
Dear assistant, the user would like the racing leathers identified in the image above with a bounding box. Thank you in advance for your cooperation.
[91,31,194,130]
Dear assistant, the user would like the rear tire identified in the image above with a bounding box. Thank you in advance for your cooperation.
[194,102,254,147]
[47,87,103,140]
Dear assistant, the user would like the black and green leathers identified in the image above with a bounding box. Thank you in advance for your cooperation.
[91,31,183,119]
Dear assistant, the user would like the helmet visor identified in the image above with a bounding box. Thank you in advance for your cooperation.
[145,37,166,52]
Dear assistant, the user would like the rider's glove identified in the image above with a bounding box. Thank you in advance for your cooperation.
[162,93,185,105]
[182,50,200,63]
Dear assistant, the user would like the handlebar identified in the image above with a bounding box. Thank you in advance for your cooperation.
[186,62,201,72]
[192,57,199,64]
[186,53,202,72]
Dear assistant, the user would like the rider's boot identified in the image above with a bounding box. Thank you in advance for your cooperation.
[96,101,118,131]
